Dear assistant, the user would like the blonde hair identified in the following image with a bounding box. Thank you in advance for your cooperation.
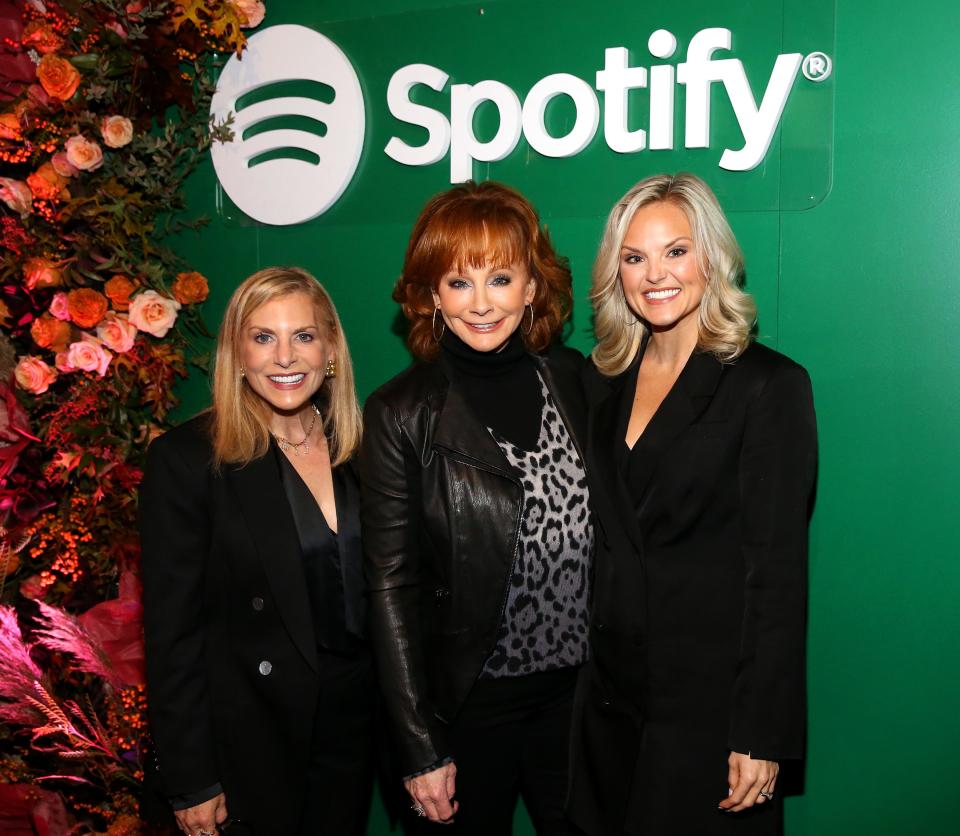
[591,172,757,376]
[212,267,362,468]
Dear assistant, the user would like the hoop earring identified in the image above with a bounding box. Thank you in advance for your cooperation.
[521,303,534,335]
[432,307,445,342]
[325,359,337,378]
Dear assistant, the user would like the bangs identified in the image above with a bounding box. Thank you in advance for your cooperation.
[414,205,528,284]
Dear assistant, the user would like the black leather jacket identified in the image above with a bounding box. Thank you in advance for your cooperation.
[359,346,589,775]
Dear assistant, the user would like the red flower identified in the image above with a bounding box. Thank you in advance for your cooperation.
[0,379,35,481]
[0,784,69,836]
[77,570,145,687]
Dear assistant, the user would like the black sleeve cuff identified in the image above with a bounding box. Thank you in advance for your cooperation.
[403,756,454,782]
[170,782,223,811]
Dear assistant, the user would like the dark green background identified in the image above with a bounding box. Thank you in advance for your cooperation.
[172,1,960,833]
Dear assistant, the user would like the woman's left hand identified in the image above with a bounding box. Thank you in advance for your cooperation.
[718,751,778,812]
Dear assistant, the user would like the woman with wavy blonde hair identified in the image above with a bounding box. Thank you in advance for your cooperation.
[141,267,374,836]
[569,174,817,836]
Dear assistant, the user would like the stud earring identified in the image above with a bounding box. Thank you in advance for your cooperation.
[325,358,337,378]
[239,367,246,378]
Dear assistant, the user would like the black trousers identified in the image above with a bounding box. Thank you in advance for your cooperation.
[297,648,375,836]
[415,667,579,836]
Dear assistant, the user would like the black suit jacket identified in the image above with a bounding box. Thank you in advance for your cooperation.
[359,346,588,776]
[568,341,817,835]
[139,414,365,834]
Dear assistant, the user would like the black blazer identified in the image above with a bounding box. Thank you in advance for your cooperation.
[358,346,588,776]
[139,414,365,834]
[568,341,817,835]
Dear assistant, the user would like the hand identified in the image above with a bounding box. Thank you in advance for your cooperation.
[404,762,459,824]
[718,752,778,812]
[174,793,228,836]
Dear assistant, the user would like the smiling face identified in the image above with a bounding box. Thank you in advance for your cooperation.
[239,292,332,417]
[432,260,536,352]
[619,200,707,340]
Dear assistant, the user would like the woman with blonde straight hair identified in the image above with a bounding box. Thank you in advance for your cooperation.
[141,267,374,836]
[569,174,817,836]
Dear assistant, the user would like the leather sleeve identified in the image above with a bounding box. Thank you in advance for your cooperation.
[359,391,450,776]
[728,361,817,761]
[140,431,220,797]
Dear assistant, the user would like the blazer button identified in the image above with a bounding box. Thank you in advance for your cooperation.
[258,660,272,676]
[251,596,264,611]
[595,622,607,633]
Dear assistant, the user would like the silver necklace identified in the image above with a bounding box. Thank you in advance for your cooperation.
[272,404,321,456]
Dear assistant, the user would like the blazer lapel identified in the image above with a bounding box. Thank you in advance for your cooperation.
[588,366,647,560]
[226,449,319,673]
[627,349,725,506]
[432,371,517,481]
[332,462,365,639]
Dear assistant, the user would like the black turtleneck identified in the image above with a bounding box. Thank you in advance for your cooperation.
[440,329,544,451]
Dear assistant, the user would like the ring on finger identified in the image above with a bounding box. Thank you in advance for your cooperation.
[411,803,426,817]
[758,790,774,800]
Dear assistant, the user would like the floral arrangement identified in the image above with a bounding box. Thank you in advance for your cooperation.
[0,1,263,831]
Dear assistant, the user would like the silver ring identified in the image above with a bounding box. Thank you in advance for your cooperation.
[758,790,774,800]
[412,804,426,817]
[197,831,216,836]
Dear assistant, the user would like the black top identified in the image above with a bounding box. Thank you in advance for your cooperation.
[276,446,352,654]
[440,329,543,451]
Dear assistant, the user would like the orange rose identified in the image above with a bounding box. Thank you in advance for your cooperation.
[36,54,81,101]
[104,275,137,311]
[14,356,58,394]
[66,288,109,329]
[100,115,133,149]
[0,113,21,140]
[27,162,70,201]
[22,257,62,290]
[22,20,64,55]
[171,271,209,305]
[30,314,72,352]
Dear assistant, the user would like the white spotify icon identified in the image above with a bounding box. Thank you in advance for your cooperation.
[210,25,365,225]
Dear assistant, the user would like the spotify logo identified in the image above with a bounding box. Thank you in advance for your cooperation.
[210,25,365,226]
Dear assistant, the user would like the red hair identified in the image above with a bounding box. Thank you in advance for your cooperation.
[393,181,573,360]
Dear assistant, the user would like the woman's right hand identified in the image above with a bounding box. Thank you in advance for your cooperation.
[404,762,458,824]
[173,792,228,836]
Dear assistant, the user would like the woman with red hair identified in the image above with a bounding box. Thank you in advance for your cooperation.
[360,181,591,835]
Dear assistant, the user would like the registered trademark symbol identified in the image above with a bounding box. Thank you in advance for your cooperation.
[802,52,832,82]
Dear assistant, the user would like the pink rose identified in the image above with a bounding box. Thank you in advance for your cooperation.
[51,151,79,178]
[64,135,104,172]
[66,336,112,377]
[18,574,49,601]
[128,290,180,338]
[54,351,76,373]
[96,312,137,353]
[14,356,58,394]
[232,0,266,28]
[0,178,32,217]
[49,292,70,321]
[100,115,133,148]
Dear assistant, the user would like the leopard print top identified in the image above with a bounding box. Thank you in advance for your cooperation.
[481,375,592,678]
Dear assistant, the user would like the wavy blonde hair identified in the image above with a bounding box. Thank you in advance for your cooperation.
[591,172,757,376]
[212,267,361,468]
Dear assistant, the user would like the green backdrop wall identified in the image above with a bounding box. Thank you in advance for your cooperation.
[171,1,960,833]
